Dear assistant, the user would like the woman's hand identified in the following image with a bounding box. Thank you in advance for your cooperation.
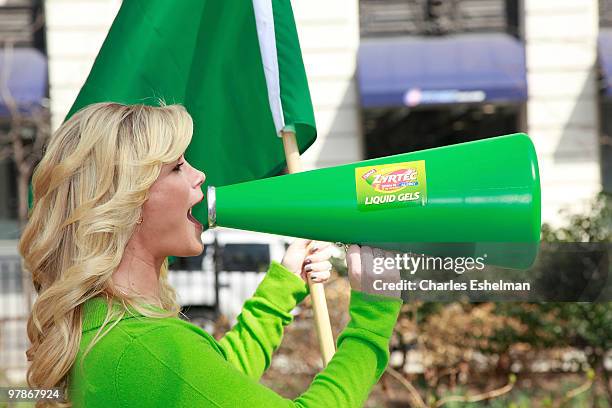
[346,245,402,298]
[281,239,333,283]
[346,245,365,292]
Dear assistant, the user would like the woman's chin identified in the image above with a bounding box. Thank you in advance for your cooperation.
[189,233,205,254]
[168,224,204,258]
[172,244,203,259]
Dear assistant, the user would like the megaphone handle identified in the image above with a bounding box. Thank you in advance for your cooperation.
[282,131,336,366]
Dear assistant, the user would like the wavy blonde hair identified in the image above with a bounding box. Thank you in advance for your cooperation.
[18,102,193,407]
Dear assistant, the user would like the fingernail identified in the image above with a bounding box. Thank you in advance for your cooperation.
[304,258,312,265]
[304,265,312,272]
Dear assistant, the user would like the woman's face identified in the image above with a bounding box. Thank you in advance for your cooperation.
[138,154,206,258]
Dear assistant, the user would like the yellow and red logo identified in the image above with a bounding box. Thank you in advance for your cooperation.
[371,168,418,193]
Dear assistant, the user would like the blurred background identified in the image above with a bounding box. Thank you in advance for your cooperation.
[0,0,610,406]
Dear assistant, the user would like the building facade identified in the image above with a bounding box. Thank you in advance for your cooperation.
[0,0,609,243]
[525,0,602,225]
[0,0,609,386]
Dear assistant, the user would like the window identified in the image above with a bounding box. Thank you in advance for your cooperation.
[0,0,45,49]
[363,104,521,158]
[0,157,19,239]
[600,0,612,28]
[358,0,525,159]
[221,244,271,273]
[360,0,520,39]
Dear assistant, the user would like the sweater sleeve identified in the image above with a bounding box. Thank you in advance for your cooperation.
[115,289,402,408]
[217,261,310,380]
[293,290,402,407]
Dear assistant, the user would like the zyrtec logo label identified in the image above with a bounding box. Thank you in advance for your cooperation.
[371,168,418,193]
[355,160,427,212]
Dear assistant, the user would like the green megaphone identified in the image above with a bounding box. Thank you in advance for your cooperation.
[207,133,541,269]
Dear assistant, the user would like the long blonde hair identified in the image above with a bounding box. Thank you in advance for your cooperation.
[18,102,193,407]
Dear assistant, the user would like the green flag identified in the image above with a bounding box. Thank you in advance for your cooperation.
[67,0,317,229]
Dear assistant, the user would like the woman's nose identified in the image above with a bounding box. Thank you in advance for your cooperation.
[194,170,205,188]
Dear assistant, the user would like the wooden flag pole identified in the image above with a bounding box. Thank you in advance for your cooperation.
[281,130,335,366]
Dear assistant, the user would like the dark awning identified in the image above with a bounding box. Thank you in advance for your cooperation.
[357,33,527,108]
[0,47,47,115]
[599,29,612,97]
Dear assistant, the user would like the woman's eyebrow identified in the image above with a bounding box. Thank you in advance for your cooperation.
[165,157,182,172]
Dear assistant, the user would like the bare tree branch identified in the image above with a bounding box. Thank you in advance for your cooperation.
[0,37,50,225]
[0,41,21,121]
[0,145,12,162]
[434,375,516,407]
[385,366,428,408]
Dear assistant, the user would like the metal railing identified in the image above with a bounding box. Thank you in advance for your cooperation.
[0,241,271,383]
[0,255,31,384]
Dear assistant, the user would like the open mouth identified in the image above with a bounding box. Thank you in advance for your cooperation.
[187,207,203,228]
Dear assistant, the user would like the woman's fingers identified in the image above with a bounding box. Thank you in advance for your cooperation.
[304,245,333,264]
[302,260,332,282]
[303,241,333,284]
[306,240,332,254]
[346,244,362,291]
[307,268,331,283]
[306,260,332,272]
[346,244,361,271]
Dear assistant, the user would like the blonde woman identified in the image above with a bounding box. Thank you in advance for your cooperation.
[19,102,402,407]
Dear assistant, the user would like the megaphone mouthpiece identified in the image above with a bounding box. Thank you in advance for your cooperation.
[207,185,216,229]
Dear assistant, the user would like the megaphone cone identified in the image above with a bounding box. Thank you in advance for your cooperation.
[208,133,541,269]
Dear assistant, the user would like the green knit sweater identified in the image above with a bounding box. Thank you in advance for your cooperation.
[68,261,402,407]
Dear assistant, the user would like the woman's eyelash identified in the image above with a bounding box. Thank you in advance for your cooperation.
[173,162,184,172]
